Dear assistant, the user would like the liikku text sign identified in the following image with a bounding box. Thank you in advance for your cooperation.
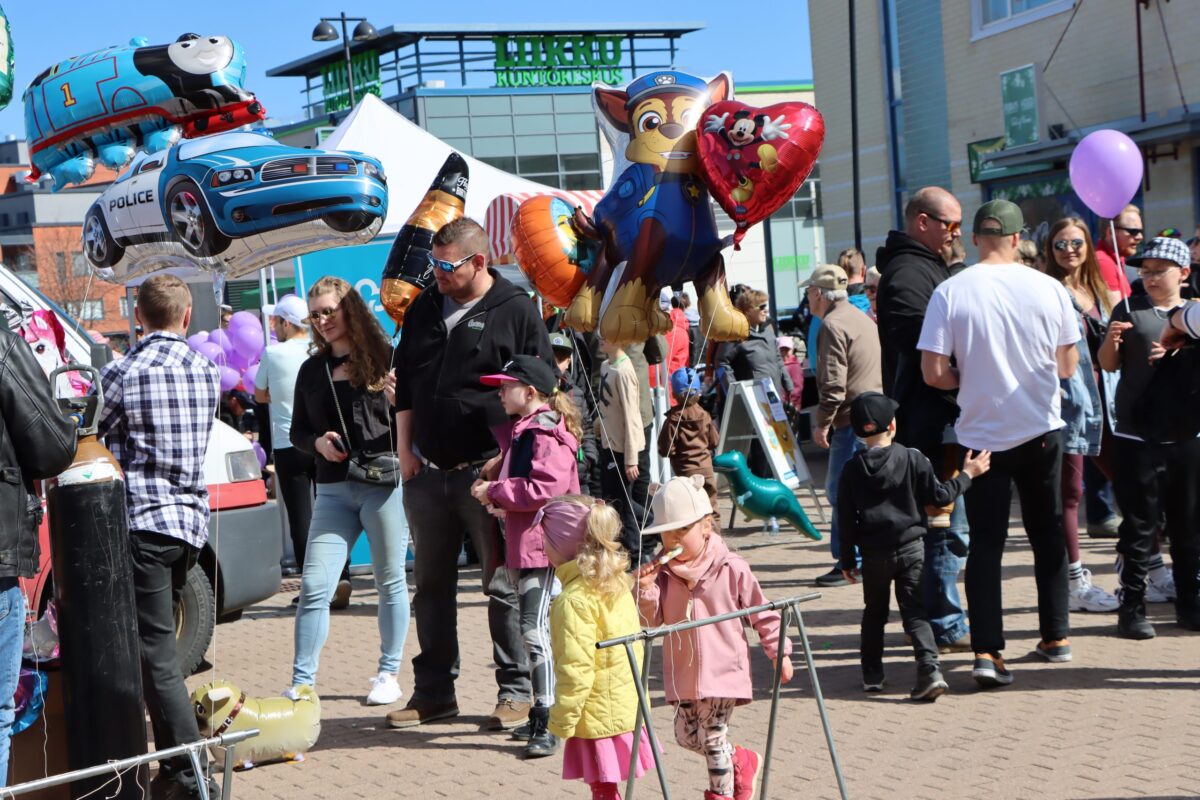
[492,35,624,88]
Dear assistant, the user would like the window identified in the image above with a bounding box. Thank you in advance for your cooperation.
[138,159,163,174]
[72,253,89,276]
[972,0,1073,39]
[55,252,66,273]
[0,214,8,227]
[67,300,104,321]
[119,297,129,318]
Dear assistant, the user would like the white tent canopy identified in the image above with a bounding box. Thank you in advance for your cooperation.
[323,94,568,238]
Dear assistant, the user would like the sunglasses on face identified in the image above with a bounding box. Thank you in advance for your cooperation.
[1117,226,1144,238]
[924,213,961,234]
[427,252,480,273]
[1053,239,1086,252]
[1138,266,1179,280]
[757,303,769,312]
[309,307,339,321]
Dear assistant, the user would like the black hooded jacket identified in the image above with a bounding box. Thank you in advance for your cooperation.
[874,231,959,450]
[836,445,971,566]
[393,270,552,469]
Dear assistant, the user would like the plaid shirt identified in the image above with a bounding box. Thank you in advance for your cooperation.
[98,332,220,548]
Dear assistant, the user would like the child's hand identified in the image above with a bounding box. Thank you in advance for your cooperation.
[841,568,860,585]
[469,479,491,504]
[1148,340,1167,362]
[779,657,794,684]
[636,561,660,591]
[625,464,640,482]
[1106,320,1133,349]
[962,449,992,478]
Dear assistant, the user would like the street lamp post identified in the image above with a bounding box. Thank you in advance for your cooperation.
[312,12,378,112]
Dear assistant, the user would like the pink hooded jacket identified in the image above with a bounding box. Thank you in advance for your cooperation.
[638,534,792,704]
[487,404,580,569]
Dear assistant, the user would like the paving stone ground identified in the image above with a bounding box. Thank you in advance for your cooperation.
[189,448,1200,800]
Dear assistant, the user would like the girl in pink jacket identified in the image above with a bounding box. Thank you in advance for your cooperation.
[637,476,793,800]
[471,354,581,759]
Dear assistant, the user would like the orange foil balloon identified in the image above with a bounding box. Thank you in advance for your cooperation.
[511,195,595,308]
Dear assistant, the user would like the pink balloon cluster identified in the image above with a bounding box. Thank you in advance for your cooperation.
[186,312,270,393]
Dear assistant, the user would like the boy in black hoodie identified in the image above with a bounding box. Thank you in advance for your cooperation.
[838,392,991,700]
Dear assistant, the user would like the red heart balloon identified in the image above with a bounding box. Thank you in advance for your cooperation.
[696,100,825,247]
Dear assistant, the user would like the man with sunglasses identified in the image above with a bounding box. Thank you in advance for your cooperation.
[1096,204,1139,298]
[875,186,972,653]
[388,217,553,732]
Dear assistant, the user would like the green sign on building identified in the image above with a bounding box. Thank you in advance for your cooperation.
[1000,64,1039,148]
[322,50,382,112]
[492,35,624,88]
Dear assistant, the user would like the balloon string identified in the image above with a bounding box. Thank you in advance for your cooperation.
[1110,219,1131,316]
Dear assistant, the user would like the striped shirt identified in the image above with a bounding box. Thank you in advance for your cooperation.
[98,332,220,548]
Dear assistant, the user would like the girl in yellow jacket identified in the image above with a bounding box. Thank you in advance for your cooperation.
[538,495,655,800]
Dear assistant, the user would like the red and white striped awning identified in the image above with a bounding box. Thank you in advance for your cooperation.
[486,189,606,264]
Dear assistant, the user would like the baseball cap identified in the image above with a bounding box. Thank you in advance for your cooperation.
[850,391,899,438]
[480,354,558,395]
[777,335,795,351]
[799,264,849,291]
[669,366,701,396]
[973,200,1024,236]
[1126,237,1191,270]
[548,331,574,353]
[642,475,714,534]
[263,294,309,327]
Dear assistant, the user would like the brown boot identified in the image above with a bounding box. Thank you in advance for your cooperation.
[385,697,459,728]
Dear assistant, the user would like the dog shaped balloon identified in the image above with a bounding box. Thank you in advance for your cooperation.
[191,680,321,769]
[563,71,747,346]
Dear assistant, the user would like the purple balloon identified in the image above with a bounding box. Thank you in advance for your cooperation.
[243,363,260,394]
[227,348,250,372]
[252,442,267,470]
[209,328,233,353]
[229,311,258,331]
[186,332,209,350]
[230,321,265,360]
[218,365,241,392]
[195,342,226,366]
[1068,130,1144,219]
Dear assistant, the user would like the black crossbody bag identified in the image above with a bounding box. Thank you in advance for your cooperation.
[326,363,400,486]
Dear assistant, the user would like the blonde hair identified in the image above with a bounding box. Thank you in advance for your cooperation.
[556,494,631,599]
[546,389,584,443]
[734,289,767,313]
[307,276,392,391]
[137,274,191,329]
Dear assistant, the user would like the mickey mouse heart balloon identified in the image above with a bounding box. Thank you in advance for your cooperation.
[696,100,825,247]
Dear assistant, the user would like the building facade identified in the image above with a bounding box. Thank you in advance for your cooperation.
[267,24,824,316]
[811,0,1200,259]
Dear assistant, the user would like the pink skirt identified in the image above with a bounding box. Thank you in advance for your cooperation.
[562,729,658,784]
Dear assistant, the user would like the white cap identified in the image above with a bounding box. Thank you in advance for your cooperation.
[263,294,308,327]
[642,475,713,534]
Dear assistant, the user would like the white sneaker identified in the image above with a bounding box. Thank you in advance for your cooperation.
[1147,566,1177,603]
[1069,569,1119,612]
[282,685,311,701]
[763,517,780,536]
[366,672,403,705]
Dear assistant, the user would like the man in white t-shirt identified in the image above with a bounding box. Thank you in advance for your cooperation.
[917,199,1080,688]
[255,295,323,583]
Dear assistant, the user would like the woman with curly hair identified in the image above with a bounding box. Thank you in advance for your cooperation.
[287,276,410,706]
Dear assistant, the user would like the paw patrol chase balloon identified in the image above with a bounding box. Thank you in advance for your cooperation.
[0,4,12,111]
[563,71,747,347]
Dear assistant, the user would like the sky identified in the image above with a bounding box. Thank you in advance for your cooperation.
[0,1,813,139]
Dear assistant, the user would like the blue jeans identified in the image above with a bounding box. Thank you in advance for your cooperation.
[923,499,970,645]
[1083,458,1118,524]
[293,481,410,687]
[0,578,23,785]
[827,425,864,569]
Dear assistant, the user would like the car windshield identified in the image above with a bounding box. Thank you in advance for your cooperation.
[178,132,277,161]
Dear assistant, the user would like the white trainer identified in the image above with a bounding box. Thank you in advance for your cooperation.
[282,685,310,701]
[763,517,780,536]
[1069,569,1119,612]
[366,672,403,705]
[1147,566,1177,603]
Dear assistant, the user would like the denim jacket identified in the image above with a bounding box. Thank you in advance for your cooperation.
[1059,301,1103,456]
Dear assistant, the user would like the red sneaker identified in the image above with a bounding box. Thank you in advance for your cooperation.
[732,746,762,800]
[704,793,734,800]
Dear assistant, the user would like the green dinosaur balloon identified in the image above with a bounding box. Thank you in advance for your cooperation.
[713,450,822,541]
[0,4,11,110]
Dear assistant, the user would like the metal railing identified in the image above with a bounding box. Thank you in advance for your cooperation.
[597,593,848,800]
[1,729,260,800]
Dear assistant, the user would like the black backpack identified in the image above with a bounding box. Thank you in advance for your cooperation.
[1132,341,1200,442]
